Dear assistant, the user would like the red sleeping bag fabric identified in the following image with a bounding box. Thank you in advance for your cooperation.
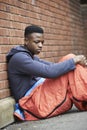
[15,54,87,120]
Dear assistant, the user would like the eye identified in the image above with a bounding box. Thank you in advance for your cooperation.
[34,40,44,44]
[34,41,39,44]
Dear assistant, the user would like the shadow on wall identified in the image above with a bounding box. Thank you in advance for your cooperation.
[80,0,87,4]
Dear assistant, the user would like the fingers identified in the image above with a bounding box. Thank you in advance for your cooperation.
[82,55,87,65]
[79,55,87,66]
[85,59,87,66]
[73,55,87,66]
[80,55,86,60]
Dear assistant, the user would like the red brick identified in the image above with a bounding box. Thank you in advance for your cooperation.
[0,3,6,11]
[0,45,14,54]
[0,19,11,28]
[0,54,6,62]
[0,11,9,19]
[9,37,24,45]
[0,37,9,44]
[0,63,7,71]
[0,28,10,36]
[0,71,7,80]
[0,89,10,99]
[0,80,9,89]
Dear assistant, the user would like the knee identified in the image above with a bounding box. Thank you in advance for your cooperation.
[66,53,76,58]
[60,53,76,61]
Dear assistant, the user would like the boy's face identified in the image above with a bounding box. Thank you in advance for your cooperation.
[25,33,44,55]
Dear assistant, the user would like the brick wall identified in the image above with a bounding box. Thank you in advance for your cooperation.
[81,4,87,45]
[0,0,86,99]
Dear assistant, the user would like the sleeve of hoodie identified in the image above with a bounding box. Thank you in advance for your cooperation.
[9,52,76,78]
[34,56,53,65]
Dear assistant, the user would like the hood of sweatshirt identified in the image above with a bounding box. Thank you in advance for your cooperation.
[6,45,33,63]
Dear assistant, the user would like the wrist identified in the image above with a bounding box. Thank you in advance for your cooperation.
[73,57,79,64]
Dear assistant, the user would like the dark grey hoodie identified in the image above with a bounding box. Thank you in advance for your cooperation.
[6,45,76,102]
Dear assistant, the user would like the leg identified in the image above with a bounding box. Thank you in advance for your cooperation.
[68,64,87,110]
[60,53,87,110]
[19,54,75,120]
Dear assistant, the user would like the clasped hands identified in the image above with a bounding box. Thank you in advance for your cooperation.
[73,55,87,66]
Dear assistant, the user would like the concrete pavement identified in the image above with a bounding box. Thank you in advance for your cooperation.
[2,106,87,130]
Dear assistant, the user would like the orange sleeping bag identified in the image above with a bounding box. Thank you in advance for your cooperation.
[14,54,87,120]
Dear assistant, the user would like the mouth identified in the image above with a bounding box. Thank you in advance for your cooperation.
[37,48,42,51]
[36,49,42,53]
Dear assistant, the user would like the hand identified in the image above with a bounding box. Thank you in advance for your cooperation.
[73,55,87,66]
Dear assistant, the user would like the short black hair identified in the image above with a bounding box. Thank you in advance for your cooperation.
[24,25,44,37]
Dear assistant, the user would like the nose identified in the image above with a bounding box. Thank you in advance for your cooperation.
[38,42,43,48]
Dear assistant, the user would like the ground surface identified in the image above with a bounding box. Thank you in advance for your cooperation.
[2,106,87,130]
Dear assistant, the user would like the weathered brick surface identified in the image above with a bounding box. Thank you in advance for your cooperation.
[0,0,86,99]
[81,4,87,44]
